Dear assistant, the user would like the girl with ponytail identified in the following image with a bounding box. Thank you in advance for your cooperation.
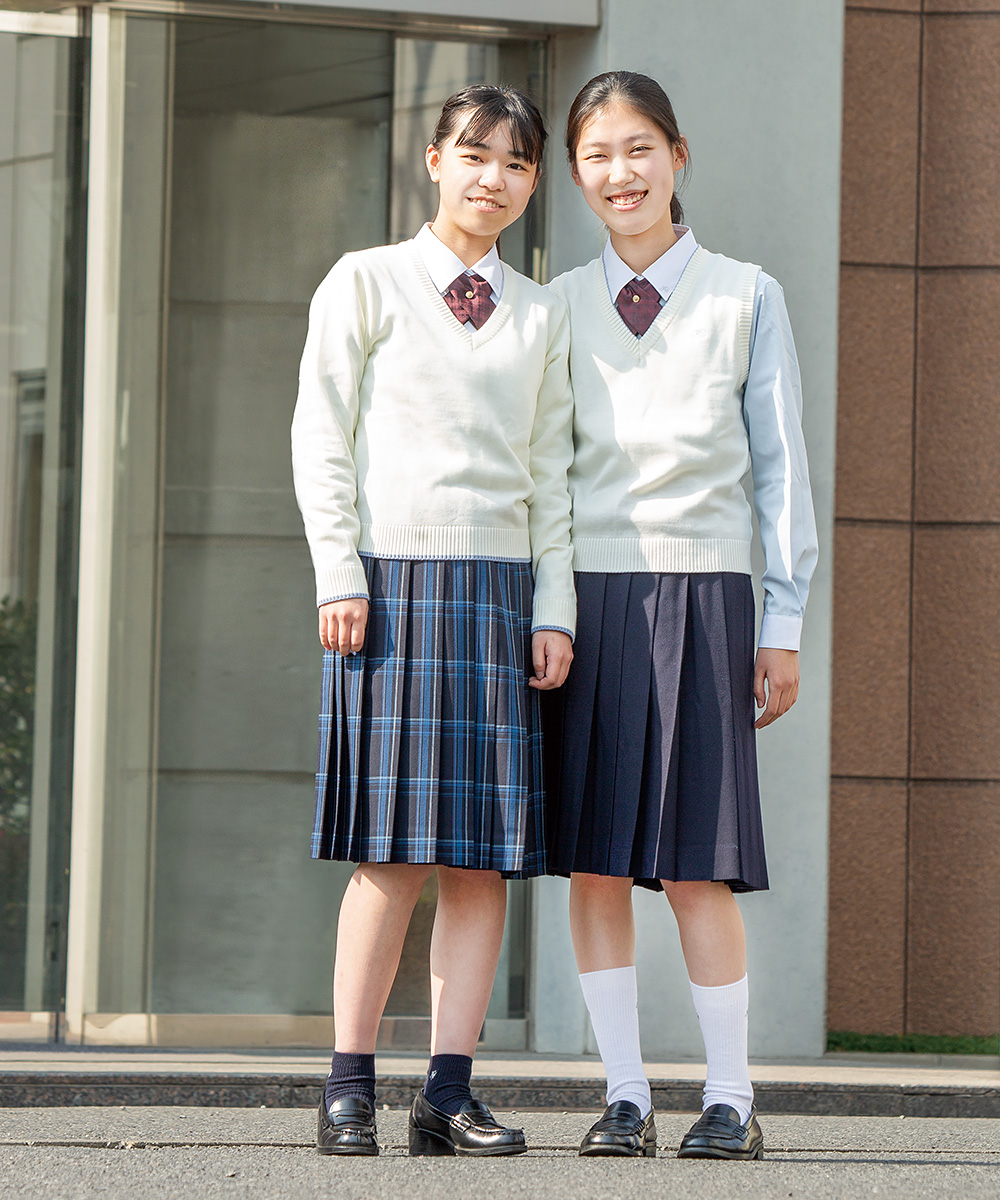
[545,70,818,1163]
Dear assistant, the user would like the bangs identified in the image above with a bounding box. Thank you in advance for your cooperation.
[453,95,545,165]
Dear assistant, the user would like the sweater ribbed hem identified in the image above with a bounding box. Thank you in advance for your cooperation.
[572,536,752,576]
[358,523,532,562]
[531,595,577,639]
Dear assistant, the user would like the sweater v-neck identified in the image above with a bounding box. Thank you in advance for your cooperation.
[596,245,707,358]
[408,242,515,351]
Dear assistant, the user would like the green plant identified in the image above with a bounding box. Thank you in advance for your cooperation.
[828,1031,1000,1056]
[0,595,36,831]
[0,595,36,1008]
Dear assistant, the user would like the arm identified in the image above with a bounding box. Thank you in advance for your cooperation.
[291,258,371,646]
[743,276,819,726]
[525,296,577,652]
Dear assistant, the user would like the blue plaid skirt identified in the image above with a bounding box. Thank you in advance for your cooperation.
[311,556,546,877]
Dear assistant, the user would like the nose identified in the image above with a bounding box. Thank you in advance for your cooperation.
[608,154,634,186]
[478,159,505,191]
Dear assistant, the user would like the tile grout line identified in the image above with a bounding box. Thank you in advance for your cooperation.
[902,0,927,1040]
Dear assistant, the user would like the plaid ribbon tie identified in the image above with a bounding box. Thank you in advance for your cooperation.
[615,276,662,336]
[443,272,495,330]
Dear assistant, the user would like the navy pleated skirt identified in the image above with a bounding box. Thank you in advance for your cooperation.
[542,571,768,893]
[311,556,546,878]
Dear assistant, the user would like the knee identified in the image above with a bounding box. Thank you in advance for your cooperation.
[437,866,505,902]
[355,862,432,903]
[660,878,730,915]
[571,873,632,905]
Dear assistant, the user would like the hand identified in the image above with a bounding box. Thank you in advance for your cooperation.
[529,630,574,690]
[753,647,799,729]
[319,598,369,655]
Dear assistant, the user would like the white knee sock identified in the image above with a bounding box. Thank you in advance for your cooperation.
[579,965,651,1116]
[689,974,754,1124]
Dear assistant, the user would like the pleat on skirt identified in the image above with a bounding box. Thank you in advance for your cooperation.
[311,556,546,878]
[542,571,768,893]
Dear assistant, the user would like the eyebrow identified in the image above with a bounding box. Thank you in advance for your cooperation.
[580,131,658,149]
[457,137,531,160]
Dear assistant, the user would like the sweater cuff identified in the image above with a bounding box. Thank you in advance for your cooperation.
[532,596,576,640]
[315,560,369,608]
[758,613,802,651]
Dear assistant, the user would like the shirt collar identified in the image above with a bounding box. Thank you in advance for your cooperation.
[602,225,698,302]
[414,222,504,300]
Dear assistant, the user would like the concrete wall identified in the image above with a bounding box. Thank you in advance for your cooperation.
[534,0,844,1058]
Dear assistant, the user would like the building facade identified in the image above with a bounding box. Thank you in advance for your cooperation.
[0,0,994,1055]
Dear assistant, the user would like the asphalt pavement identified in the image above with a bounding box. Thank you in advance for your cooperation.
[2,1107,999,1199]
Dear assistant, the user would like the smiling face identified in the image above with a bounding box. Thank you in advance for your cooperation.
[426,118,540,264]
[572,102,687,264]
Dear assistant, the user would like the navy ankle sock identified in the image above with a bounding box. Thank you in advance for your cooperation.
[324,1051,376,1111]
[423,1053,473,1116]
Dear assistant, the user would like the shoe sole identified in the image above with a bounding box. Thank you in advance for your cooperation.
[579,1142,657,1158]
[409,1125,526,1157]
[316,1143,379,1156]
[677,1145,764,1160]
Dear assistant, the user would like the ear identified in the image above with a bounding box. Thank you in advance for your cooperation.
[569,160,582,188]
[529,165,541,196]
[425,142,441,183]
[674,135,689,172]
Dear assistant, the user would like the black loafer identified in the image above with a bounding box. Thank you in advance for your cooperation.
[579,1100,657,1157]
[408,1090,526,1156]
[676,1103,764,1160]
[316,1096,379,1156]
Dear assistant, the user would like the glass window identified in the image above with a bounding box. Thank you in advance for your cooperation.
[58,11,545,1042]
[0,28,85,1018]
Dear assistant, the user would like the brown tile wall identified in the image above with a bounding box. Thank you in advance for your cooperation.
[829,4,1000,1038]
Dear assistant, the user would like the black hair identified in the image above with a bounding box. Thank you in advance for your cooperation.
[566,71,687,224]
[431,84,547,167]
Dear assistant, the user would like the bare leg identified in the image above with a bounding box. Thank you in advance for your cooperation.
[569,873,651,1118]
[660,879,746,985]
[663,878,754,1127]
[429,867,507,1056]
[569,873,635,971]
[333,862,434,1052]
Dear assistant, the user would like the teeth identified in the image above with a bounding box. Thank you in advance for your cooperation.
[471,198,501,210]
[609,192,646,208]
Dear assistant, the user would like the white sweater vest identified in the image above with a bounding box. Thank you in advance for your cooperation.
[549,247,759,575]
[291,239,576,635]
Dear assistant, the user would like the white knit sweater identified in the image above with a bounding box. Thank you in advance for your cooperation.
[291,238,576,635]
[549,247,761,576]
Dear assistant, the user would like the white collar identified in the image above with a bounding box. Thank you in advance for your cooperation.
[602,226,698,303]
[414,222,504,300]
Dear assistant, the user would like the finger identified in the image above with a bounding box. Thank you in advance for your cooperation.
[754,687,779,729]
[319,612,332,651]
[337,616,354,657]
[532,636,547,681]
[349,611,367,653]
[550,648,573,688]
[753,663,767,709]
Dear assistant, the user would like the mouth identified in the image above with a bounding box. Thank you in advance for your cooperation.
[606,190,648,210]
[469,196,504,213]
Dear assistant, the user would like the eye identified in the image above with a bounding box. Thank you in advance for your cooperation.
[463,153,483,163]
[585,153,605,161]
[508,161,528,171]
[630,145,651,154]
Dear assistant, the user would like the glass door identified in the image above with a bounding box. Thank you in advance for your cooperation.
[0,10,86,1034]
